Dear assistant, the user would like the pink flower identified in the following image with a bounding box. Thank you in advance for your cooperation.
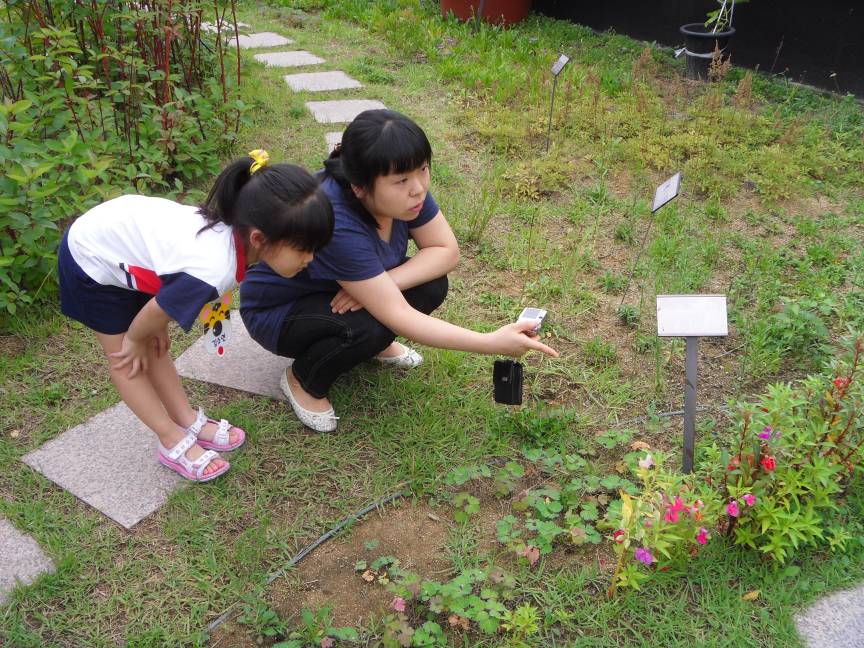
[758,426,773,440]
[743,493,756,506]
[392,596,406,612]
[696,527,709,545]
[643,519,653,528]
[320,639,335,648]
[638,453,654,470]
[634,547,654,565]
[664,496,687,523]
[727,501,740,517]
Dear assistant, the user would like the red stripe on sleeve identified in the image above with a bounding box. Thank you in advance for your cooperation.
[128,266,162,295]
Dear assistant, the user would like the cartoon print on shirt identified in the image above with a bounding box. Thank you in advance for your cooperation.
[198,293,232,356]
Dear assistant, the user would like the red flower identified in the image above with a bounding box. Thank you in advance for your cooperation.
[760,455,776,472]
[613,530,625,543]
[834,377,850,390]
[727,456,740,472]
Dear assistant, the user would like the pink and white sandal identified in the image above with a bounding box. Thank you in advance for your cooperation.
[157,433,229,482]
[186,407,246,452]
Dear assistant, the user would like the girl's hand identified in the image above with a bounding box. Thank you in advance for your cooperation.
[109,335,150,379]
[330,288,364,315]
[153,327,171,358]
[488,319,559,358]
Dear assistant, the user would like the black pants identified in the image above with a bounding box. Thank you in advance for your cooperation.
[276,276,448,398]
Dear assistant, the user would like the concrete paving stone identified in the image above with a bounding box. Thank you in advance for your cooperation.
[200,20,249,34]
[306,99,387,124]
[325,131,343,154]
[175,312,289,401]
[21,403,184,529]
[237,32,293,49]
[0,517,54,606]
[254,50,324,68]
[796,584,864,648]
[284,71,362,92]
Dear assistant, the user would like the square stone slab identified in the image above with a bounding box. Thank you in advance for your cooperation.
[200,20,249,34]
[796,584,864,647]
[237,32,293,49]
[284,71,362,92]
[254,51,324,68]
[306,100,387,124]
[175,312,289,401]
[0,517,54,605]
[21,403,185,529]
[325,131,343,154]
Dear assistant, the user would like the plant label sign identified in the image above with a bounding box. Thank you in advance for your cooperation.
[656,294,728,337]
[651,172,682,213]
[551,54,570,76]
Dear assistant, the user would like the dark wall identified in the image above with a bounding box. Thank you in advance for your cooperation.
[533,1,862,96]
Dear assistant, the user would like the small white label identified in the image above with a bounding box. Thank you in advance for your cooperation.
[652,172,682,213]
[656,294,728,337]
[551,54,570,76]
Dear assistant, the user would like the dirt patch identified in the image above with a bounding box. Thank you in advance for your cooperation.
[269,500,452,628]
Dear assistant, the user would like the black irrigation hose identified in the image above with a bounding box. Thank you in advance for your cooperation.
[205,490,407,637]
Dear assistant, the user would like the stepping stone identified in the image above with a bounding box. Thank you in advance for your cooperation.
[175,312,289,401]
[284,71,362,92]
[200,20,249,34]
[0,517,54,605]
[796,584,864,647]
[237,32,293,49]
[21,403,184,529]
[325,131,343,154]
[306,99,387,124]
[254,51,324,68]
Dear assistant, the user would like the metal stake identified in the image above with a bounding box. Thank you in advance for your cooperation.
[475,0,486,27]
[683,336,699,473]
[546,74,558,153]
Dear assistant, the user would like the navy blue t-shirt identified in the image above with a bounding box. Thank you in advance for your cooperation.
[240,175,440,353]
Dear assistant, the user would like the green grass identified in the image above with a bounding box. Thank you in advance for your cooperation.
[2,1,864,646]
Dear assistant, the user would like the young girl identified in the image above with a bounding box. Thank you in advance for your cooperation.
[240,111,557,432]
[58,151,334,480]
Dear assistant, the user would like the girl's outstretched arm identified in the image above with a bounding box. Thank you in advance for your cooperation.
[110,298,173,378]
[388,211,459,290]
[338,274,558,358]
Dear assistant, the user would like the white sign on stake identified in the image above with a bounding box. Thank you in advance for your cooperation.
[551,54,570,76]
[656,294,728,337]
[652,171,682,213]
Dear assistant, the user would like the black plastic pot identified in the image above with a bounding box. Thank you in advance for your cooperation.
[679,22,736,80]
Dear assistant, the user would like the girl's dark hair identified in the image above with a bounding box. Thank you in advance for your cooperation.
[199,159,334,252]
[323,109,432,229]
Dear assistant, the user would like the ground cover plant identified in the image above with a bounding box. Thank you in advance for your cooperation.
[1,0,863,646]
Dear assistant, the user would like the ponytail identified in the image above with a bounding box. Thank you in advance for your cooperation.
[200,152,334,252]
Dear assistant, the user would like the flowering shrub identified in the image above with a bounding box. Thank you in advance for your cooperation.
[606,336,863,593]
[603,451,721,596]
[701,336,863,561]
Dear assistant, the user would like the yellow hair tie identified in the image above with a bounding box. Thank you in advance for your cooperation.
[248,149,270,175]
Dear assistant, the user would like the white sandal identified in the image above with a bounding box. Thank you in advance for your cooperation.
[280,370,338,433]
[185,407,246,451]
[157,433,229,482]
[374,342,423,368]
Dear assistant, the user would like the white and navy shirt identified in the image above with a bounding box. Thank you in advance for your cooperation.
[67,195,246,331]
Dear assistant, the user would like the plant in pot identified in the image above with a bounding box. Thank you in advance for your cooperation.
[679,0,747,80]
[440,0,532,27]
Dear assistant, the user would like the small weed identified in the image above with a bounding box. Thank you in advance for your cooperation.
[600,270,627,294]
[617,304,640,328]
[584,337,617,366]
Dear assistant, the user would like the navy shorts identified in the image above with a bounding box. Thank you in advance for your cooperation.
[58,230,152,335]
